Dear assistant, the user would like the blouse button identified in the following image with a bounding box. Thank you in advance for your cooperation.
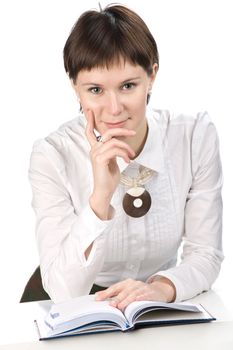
[129,264,135,270]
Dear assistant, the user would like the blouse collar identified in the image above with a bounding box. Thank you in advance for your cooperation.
[117,109,165,173]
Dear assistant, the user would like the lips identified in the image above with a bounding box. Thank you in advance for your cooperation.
[104,120,127,128]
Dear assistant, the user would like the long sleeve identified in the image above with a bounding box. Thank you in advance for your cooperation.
[148,112,224,301]
[29,140,115,303]
[29,111,224,304]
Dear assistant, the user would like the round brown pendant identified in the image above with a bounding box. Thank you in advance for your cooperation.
[122,187,151,218]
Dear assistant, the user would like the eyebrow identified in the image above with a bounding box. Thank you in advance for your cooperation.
[81,77,141,86]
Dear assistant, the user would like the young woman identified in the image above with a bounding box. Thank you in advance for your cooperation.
[28,4,223,309]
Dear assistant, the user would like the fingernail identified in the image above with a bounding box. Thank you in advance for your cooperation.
[95,293,101,300]
[110,300,117,307]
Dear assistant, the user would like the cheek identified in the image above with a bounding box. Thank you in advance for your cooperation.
[82,106,102,133]
[131,88,147,107]
[128,93,147,115]
[82,97,103,116]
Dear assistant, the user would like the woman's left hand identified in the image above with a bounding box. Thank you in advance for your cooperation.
[95,277,176,311]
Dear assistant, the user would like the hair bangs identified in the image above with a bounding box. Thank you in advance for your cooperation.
[63,5,159,81]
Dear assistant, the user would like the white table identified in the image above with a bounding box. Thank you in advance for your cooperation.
[1,288,233,350]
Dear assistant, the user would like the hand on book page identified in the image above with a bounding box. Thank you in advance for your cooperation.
[35,294,215,340]
[95,278,176,311]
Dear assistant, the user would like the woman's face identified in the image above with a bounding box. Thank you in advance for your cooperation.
[73,59,157,142]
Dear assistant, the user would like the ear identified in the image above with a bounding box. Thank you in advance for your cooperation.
[149,63,159,87]
[70,78,76,90]
[70,79,80,99]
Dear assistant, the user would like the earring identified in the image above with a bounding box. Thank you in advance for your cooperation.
[77,97,83,113]
[147,90,152,105]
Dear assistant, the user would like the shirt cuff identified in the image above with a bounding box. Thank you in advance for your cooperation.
[146,271,185,302]
[71,204,115,258]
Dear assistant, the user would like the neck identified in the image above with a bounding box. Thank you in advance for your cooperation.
[128,119,148,159]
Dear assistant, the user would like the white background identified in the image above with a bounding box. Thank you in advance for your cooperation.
[0,0,232,303]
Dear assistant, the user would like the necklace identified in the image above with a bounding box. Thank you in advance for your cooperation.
[120,166,155,218]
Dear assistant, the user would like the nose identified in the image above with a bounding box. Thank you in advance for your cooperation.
[107,92,123,116]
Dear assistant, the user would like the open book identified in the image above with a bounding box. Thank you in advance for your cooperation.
[35,295,215,340]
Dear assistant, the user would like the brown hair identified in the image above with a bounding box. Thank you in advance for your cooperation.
[63,4,159,82]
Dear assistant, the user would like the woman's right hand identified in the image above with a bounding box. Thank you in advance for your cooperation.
[85,110,136,220]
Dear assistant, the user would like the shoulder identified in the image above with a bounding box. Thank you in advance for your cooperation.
[32,115,88,155]
[150,108,214,129]
[30,115,89,171]
[149,108,218,144]
[150,109,220,176]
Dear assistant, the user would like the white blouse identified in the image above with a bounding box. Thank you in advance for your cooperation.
[29,109,224,303]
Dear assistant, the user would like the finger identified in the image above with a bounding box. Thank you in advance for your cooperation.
[135,285,163,302]
[135,294,149,301]
[115,292,141,310]
[95,281,127,301]
[101,128,136,142]
[95,286,121,301]
[110,283,146,309]
[94,147,132,165]
[91,140,135,163]
[85,110,97,146]
[135,291,159,302]
[97,138,135,158]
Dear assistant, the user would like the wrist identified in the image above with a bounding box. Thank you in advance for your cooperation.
[89,194,113,220]
[149,276,176,302]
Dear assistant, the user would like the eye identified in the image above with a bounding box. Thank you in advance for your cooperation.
[89,87,103,94]
[122,82,136,90]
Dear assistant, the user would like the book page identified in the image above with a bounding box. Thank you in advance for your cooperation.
[124,300,203,325]
[45,295,128,335]
[36,318,125,340]
[133,307,212,325]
